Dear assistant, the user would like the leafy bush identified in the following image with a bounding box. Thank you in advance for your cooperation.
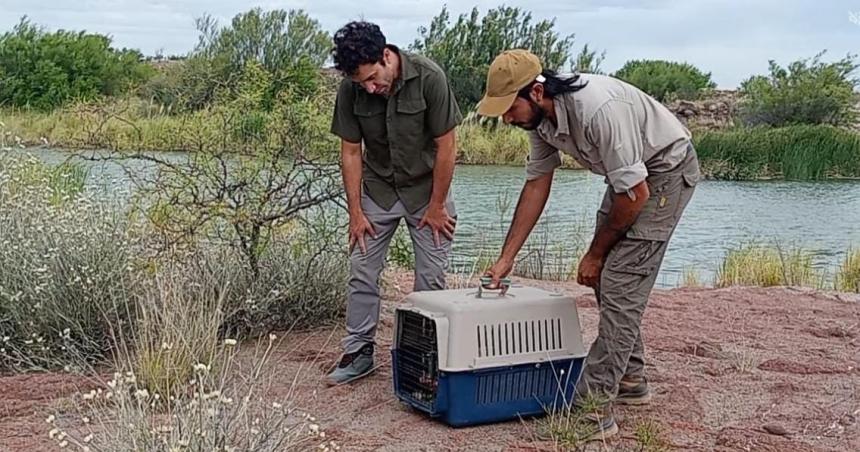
[0,17,155,110]
[0,154,348,371]
[738,51,859,127]
[613,59,715,101]
[0,155,137,371]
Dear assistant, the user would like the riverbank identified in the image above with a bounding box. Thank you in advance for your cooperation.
[2,272,858,451]
[4,106,860,181]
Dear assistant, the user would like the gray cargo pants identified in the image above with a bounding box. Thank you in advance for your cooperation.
[575,144,700,402]
[342,190,456,354]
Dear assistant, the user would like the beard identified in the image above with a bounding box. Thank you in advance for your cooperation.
[512,99,545,131]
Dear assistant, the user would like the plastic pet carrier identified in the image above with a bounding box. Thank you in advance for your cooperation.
[391,280,587,427]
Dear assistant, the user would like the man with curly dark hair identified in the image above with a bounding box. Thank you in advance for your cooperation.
[327,21,463,385]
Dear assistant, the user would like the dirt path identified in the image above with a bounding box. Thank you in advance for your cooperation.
[2,276,859,451]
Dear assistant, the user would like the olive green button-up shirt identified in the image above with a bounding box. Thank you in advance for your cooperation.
[331,48,463,213]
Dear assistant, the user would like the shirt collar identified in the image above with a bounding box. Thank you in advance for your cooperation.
[537,94,572,138]
[390,45,419,82]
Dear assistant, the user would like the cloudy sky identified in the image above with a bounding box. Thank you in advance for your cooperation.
[1,0,858,88]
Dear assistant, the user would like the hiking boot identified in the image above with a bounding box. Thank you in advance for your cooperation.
[615,376,652,405]
[326,343,374,386]
[581,409,619,442]
[535,405,619,443]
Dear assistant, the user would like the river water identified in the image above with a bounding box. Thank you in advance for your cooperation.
[16,148,860,288]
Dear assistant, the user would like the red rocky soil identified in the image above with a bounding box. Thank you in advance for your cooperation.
[2,273,859,451]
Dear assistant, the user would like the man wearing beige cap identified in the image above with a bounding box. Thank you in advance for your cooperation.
[480,49,700,440]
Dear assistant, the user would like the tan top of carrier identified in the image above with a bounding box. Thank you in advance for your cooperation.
[396,285,588,372]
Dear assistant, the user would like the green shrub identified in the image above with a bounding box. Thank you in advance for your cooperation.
[738,51,859,127]
[0,154,349,371]
[614,59,715,101]
[0,18,155,110]
[0,155,137,371]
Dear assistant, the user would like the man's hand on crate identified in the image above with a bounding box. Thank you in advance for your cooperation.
[483,258,513,289]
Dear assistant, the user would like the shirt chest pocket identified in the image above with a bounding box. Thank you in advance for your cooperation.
[353,103,387,142]
[395,98,427,139]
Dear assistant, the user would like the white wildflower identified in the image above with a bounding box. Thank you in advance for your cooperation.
[45,414,55,424]
[83,433,93,443]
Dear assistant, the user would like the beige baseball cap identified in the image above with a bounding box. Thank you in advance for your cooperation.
[477,49,543,117]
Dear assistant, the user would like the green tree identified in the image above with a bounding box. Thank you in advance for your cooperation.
[411,6,576,110]
[195,8,331,72]
[738,51,859,127]
[143,8,329,113]
[0,17,154,110]
[613,59,715,102]
[573,43,606,74]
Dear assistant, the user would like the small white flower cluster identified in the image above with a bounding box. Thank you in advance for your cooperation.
[46,413,94,451]
[299,412,339,450]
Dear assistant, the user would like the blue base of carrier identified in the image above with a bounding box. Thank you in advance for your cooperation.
[391,350,585,427]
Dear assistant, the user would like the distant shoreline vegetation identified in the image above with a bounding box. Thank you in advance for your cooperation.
[1,8,858,181]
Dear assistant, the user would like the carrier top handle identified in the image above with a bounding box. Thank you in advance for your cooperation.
[478,276,512,298]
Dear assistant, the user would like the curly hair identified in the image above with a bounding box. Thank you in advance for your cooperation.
[332,21,387,76]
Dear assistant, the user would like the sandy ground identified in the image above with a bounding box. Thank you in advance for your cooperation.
[2,273,859,451]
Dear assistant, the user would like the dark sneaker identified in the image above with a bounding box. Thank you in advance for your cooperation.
[615,376,652,405]
[326,344,374,386]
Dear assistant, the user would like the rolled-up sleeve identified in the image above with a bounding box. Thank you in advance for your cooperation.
[525,131,561,180]
[586,100,647,193]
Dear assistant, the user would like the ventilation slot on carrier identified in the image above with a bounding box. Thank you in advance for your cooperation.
[476,318,564,358]
[475,364,559,404]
